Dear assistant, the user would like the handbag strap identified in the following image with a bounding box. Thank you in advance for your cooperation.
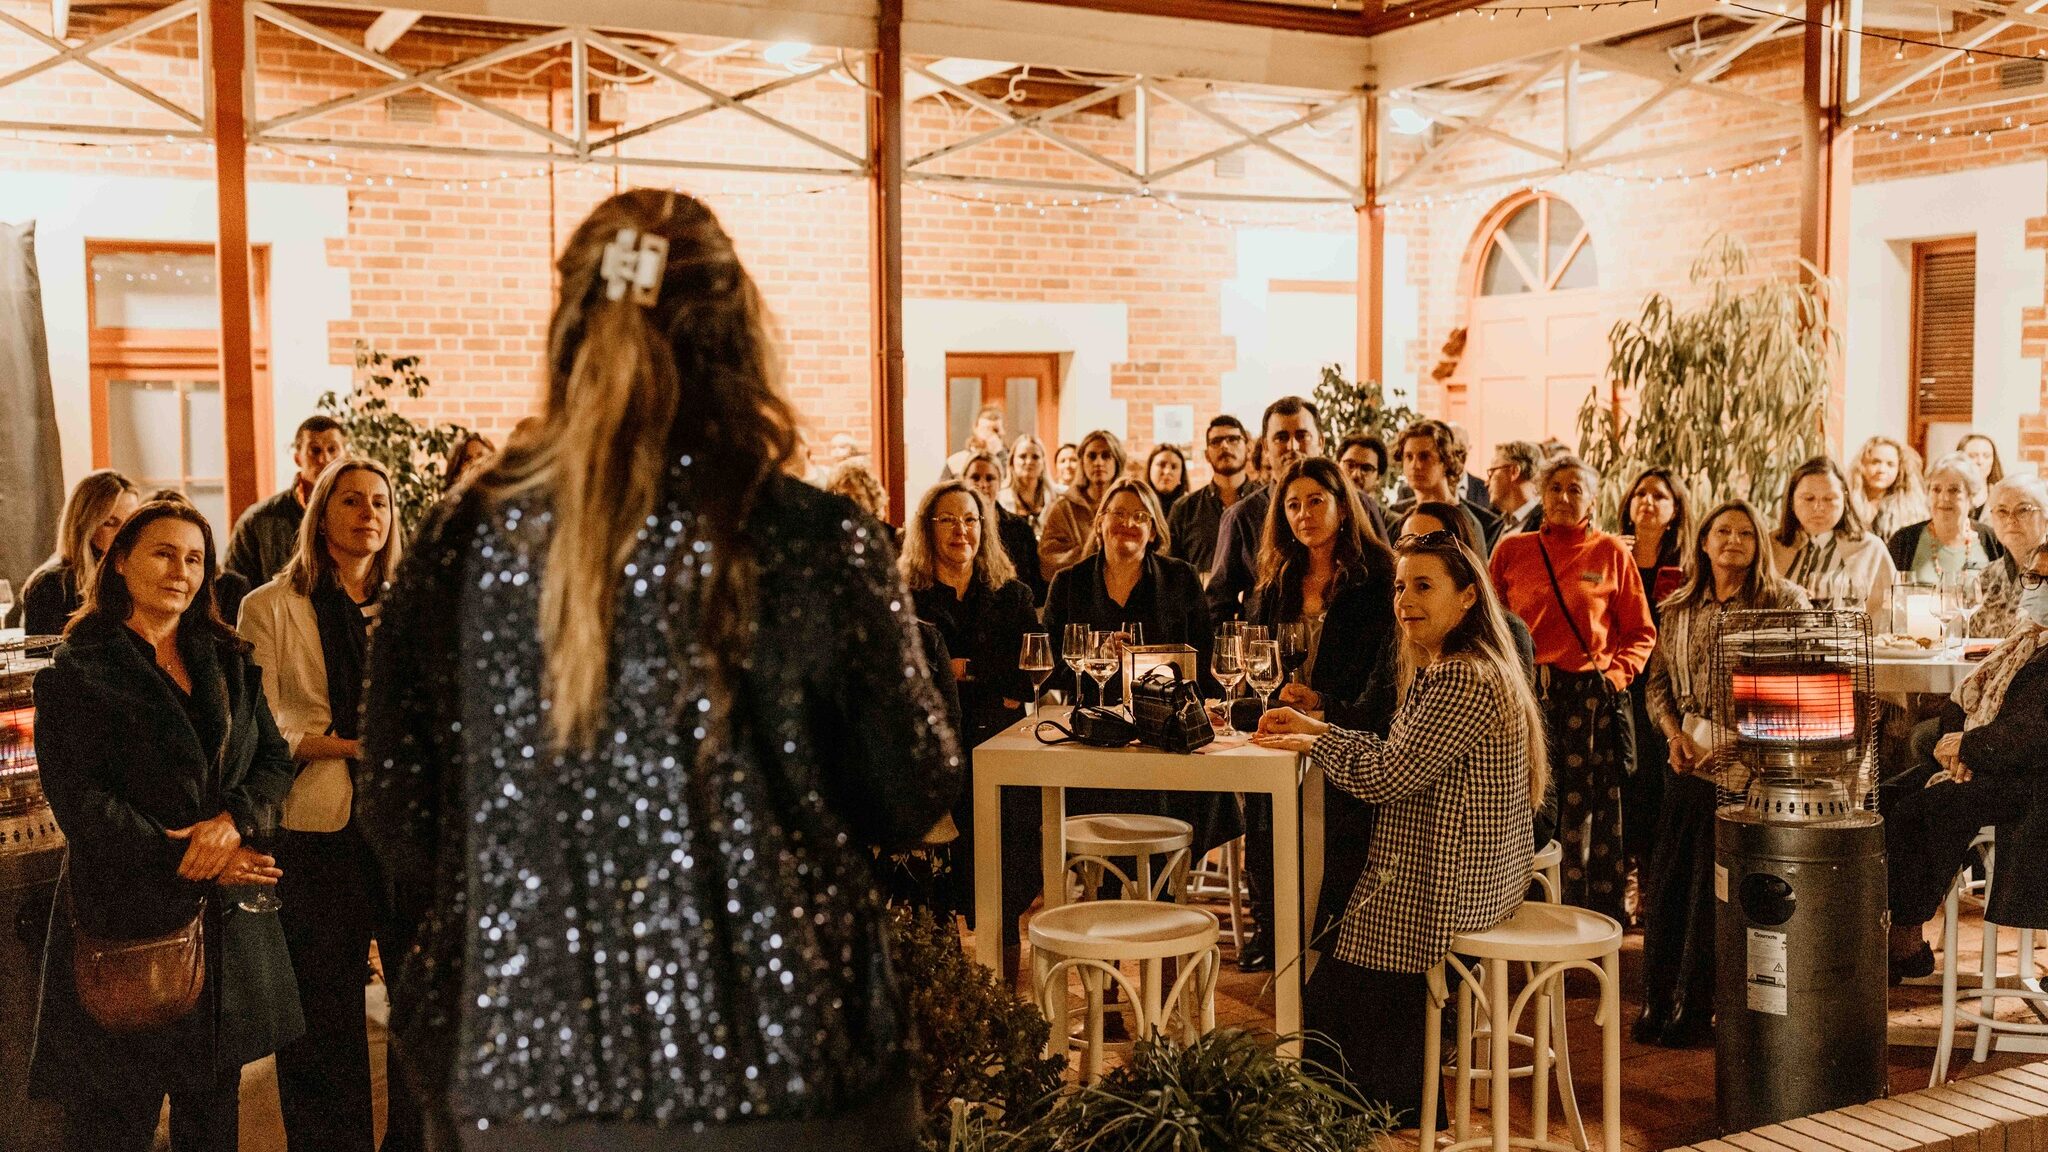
[1534,537,1613,686]
[1034,719,1080,745]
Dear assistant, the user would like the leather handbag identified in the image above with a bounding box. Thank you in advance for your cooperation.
[67,864,206,1034]
[1035,706,1140,747]
[1129,664,1214,755]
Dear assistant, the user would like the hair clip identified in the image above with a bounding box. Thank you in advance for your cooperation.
[600,227,668,306]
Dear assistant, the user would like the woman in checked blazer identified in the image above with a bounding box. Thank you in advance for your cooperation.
[1256,529,1547,1123]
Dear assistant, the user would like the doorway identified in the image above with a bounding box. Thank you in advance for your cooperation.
[1453,193,1608,464]
[944,352,1061,457]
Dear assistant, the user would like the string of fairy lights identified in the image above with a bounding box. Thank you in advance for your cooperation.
[8,0,2048,226]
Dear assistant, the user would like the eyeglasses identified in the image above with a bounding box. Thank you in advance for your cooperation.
[930,515,981,530]
[1395,530,1461,550]
[2021,571,2048,590]
[1207,433,1247,448]
[1104,511,1154,528]
[1989,504,2044,520]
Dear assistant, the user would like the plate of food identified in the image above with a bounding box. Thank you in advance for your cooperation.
[1873,634,1943,659]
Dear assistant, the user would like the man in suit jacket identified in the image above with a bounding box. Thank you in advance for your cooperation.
[1486,440,1546,537]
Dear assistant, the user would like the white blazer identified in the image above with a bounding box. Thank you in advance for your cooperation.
[238,577,353,833]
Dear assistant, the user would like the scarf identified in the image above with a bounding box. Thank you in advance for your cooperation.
[1954,623,2048,731]
[310,573,371,749]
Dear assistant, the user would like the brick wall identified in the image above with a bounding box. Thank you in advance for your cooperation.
[3,2,2045,481]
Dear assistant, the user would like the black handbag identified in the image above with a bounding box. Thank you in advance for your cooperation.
[1035,707,1140,748]
[1129,664,1215,755]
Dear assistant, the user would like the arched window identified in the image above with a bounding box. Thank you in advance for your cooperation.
[1477,194,1597,296]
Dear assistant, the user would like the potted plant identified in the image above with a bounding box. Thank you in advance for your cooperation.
[1311,364,1421,449]
[1576,235,1836,524]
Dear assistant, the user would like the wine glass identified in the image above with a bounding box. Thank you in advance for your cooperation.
[1120,621,1146,647]
[1084,631,1122,713]
[1210,629,1245,737]
[1061,622,1092,705]
[1019,632,1053,718]
[1245,639,1283,719]
[1239,623,1271,647]
[1948,570,1984,645]
[235,804,283,914]
[1932,576,1965,651]
[1276,621,1310,684]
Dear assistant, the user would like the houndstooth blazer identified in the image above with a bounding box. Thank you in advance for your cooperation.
[1308,657,1534,973]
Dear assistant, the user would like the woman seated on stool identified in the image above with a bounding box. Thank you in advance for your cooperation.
[1884,542,2048,981]
[1238,458,1397,973]
[1254,532,1546,1123]
[1394,503,1536,679]
[1637,501,1808,1048]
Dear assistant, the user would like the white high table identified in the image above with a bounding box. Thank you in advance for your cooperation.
[1871,648,1982,697]
[971,706,1323,1055]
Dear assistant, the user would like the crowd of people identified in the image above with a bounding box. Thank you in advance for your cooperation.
[13,186,2047,1148]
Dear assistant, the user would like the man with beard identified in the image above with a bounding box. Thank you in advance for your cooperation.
[1168,415,1257,577]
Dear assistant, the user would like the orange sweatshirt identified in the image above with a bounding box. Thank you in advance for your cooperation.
[1488,521,1659,689]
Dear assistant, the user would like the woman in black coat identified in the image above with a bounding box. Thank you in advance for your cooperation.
[904,478,1042,961]
[358,191,959,1151]
[1885,542,2048,976]
[30,500,302,1152]
[1243,458,1399,971]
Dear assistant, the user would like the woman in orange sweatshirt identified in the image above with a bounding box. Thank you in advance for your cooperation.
[1488,454,1658,922]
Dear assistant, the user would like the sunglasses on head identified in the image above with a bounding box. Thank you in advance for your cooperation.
[1395,530,1462,550]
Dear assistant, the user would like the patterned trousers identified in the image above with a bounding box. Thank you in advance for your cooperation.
[1539,666,1633,923]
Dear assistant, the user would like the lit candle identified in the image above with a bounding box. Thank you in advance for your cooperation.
[1903,591,1942,641]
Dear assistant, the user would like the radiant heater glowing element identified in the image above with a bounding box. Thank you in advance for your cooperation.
[1730,671,1858,745]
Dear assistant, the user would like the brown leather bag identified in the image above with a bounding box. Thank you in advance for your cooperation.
[67,867,207,1034]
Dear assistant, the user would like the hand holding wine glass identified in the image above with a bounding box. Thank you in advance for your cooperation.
[235,803,284,914]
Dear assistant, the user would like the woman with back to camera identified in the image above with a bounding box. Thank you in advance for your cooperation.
[357,190,961,1151]
[1770,455,1897,621]
[1636,501,1808,1048]
[29,500,301,1151]
[1253,532,1545,1122]
[1237,457,1397,973]
[12,469,140,634]
[1851,435,1929,541]
[239,456,423,1152]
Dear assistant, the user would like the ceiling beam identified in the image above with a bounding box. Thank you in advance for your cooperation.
[1367,0,1721,90]
[1009,0,1375,37]
[50,0,67,39]
[363,9,421,50]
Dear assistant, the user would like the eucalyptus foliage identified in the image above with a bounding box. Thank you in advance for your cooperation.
[319,341,473,536]
[1575,236,1836,526]
[1310,364,1420,450]
[948,1029,1396,1152]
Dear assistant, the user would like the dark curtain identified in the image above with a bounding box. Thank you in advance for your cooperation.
[0,221,63,593]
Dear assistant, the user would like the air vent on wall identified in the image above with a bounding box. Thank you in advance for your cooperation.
[385,92,438,125]
[1212,151,1247,179]
[2000,59,2045,88]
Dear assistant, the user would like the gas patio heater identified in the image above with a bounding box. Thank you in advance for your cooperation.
[1709,609,1887,1132]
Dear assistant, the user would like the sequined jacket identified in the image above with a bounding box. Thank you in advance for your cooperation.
[359,472,963,1132]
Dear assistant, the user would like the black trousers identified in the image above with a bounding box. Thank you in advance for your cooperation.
[61,1077,239,1152]
[1886,775,2025,928]
[1639,772,1719,1019]
[276,824,424,1152]
[1622,688,1667,881]
[1301,955,1434,1125]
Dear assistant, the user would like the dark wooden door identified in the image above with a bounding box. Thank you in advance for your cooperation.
[943,353,1061,456]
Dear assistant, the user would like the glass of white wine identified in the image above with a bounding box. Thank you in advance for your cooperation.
[1211,629,1245,737]
[1245,639,1283,719]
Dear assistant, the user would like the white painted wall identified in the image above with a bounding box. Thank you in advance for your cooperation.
[1845,161,2045,473]
[902,298,1129,490]
[1220,227,1418,421]
[0,172,352,494]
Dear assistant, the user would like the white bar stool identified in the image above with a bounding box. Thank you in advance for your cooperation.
[1183,836,1247,947]
[1029,900,1221,1084]
[1422,902,1624,1152]
[1460,842,1589,1150]
[1932,826,2048,1085]
[1064,813,1193,903]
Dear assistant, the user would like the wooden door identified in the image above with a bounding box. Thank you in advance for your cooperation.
[1909,237,1975,460]
[1455,194,1609,465]
[943,353,1061,456]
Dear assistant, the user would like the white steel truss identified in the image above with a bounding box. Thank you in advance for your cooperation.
[0,0,208,139]
[1383,18,1804,197]
[1844,0,2048,123]
[902,65,1360,204]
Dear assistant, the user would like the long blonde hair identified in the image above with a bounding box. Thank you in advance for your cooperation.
[48,468,137,577]
[481,190,797,751]
[280,456,403,598]
[1393,535,1550,806]
[899,480,1016,592]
